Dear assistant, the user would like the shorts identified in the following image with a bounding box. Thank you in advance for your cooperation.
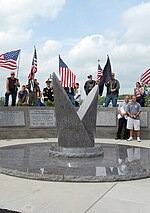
[127,117,140,131]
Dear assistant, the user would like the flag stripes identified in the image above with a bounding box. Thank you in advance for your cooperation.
[28,47,37,79]
[0,50,20,70]
[140,69,150,84]
[97,60,103,79]
[59,56,76,88]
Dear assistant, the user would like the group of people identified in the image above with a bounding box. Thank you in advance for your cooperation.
[84,73,150,107]
[3,70,150,142]
[83,72,150,143]
[4,71,54,106]
[4,71,82,107]
[116,95,142,142]
[84,73,120,107]
[63,83,81,107]
[5,71,150,108]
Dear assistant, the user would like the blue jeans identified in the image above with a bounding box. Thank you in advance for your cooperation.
[68,93,75,106]
[105,94,118,107]
[37,99,45,106]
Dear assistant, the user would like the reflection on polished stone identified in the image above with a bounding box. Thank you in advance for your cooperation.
[0,143,150,182]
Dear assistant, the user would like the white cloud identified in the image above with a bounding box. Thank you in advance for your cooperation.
[0,28,32,51]
[0,0,66,50]
[41,40,62,57]
[0,0,66,97]
[122,1,150,44]
[0,0,66,29]
[1,1,150,99]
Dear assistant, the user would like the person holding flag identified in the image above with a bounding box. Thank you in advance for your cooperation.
[98,55,120,106]
[28,47,39,106]
[104,72,120,107]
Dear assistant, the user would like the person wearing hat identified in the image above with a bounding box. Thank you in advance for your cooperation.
[43,79,54,102]
[4,71,20,106]
[84,74,96,95]
[104,73,120,107]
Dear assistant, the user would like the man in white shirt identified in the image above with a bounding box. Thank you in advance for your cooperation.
[74,83,81,107]
[115,95,130,140]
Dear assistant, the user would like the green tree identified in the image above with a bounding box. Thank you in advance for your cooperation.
[98,96,105,106]
[141,83,150,107]
[0,97,4,106]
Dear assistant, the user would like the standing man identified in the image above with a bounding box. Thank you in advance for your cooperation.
[43,79,54,102]
[84,75,96,95]
[64,87,75,106]
[105,73,120,107]
[74,83,81,107]
[4,71,20,106]
[127,95,142,142]
[115,96,130,140]
[28,78,39,106]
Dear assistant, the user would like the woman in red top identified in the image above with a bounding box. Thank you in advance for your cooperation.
[134,82,144,107]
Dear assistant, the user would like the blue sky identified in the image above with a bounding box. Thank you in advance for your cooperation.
[34,0,143,39]
[0,0,150,97]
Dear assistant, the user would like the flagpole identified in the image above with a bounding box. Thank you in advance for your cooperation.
[16,50,21,79]
[33,45,36,79]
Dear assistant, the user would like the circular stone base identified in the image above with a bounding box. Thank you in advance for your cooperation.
[0,142,150,182]
[49,143,104,158]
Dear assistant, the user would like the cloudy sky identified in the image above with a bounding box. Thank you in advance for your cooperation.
[0,0,150,97]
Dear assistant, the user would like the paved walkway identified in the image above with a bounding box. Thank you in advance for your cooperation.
[0,138,150,213]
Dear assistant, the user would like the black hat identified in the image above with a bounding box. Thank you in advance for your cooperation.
[45,79,51,84]
[87,74,92,78]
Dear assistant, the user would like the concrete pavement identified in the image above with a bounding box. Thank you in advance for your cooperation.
[0,138,150,213]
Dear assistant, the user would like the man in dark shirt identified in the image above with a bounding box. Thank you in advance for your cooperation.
[84,75,96,95]
[4,71,20,106]
[17,85,28,105]
[104,73,120,107]
[43,79,54,102]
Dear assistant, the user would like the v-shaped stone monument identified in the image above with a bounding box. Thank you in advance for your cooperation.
[49,73,103,157]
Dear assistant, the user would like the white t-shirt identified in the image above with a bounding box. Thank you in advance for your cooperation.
[74,88,81,103]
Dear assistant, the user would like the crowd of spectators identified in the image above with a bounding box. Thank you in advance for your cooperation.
[4,71,150,108]
[4,72,54,107]
[3,71,150,143]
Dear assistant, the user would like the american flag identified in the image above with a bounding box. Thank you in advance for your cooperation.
[0,49,20,70]
[59,55,76,88]
[28,47,37,79]
[97,60,103,79]
[140,68,150,84]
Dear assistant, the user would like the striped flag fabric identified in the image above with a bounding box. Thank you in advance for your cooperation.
[0,49,20,70]
[140,68,150,84]
[97,60,103,79]
[28,47,37,79]
[59,55,76,88]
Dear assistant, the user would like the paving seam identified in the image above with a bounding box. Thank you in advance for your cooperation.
[83,182,118,213]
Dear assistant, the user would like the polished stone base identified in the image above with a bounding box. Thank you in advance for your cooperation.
[0,142,150,182]
[49,143,104,158]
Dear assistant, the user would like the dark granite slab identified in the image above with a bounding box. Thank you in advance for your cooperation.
[0,142,150,182]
